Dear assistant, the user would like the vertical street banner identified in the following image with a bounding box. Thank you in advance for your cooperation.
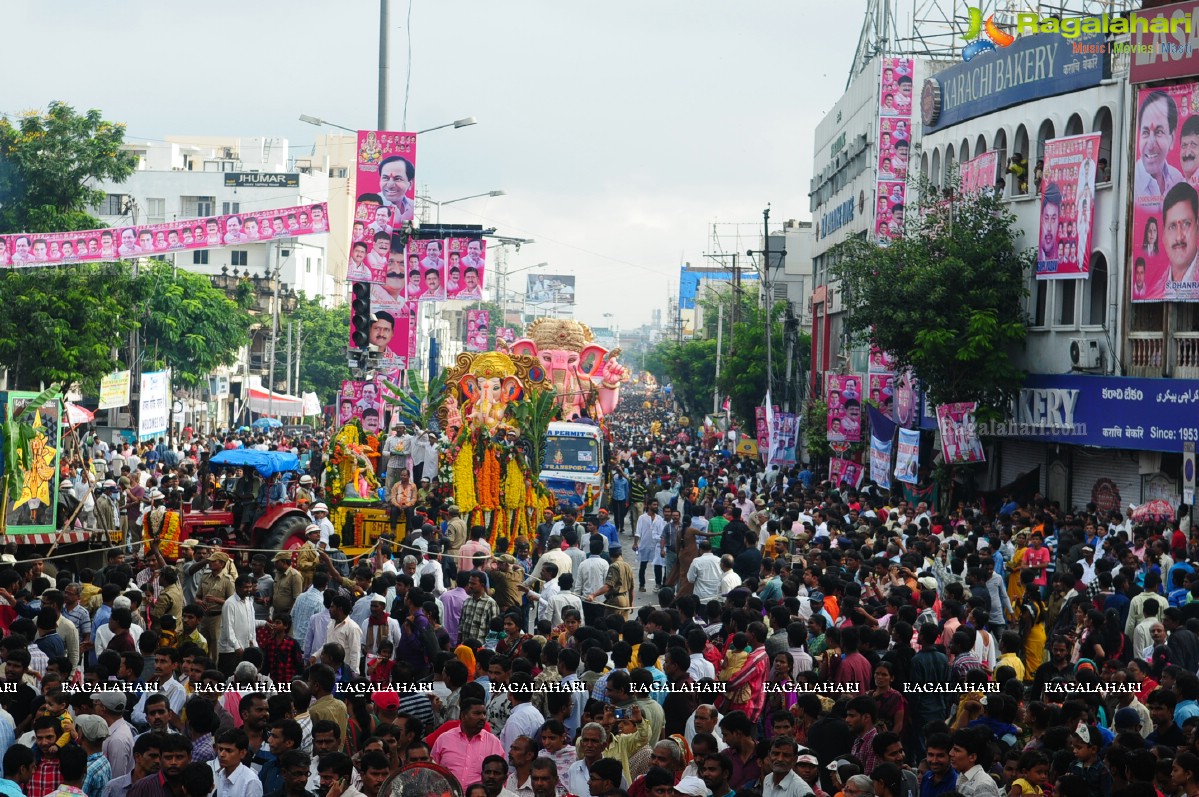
[754,406,770,462]
[895,427,921,484]
[868,374,895,419]
[1133,84,1199,301]
[446,238,486,300]
[4,393,61,535]
[138,371,170,441]
[826,373,863,443]
[338,380,383,434]
[893,368,920,430]
[936,402,986,464]
[466,310,491,352]
[1036,134,1101,279]
[868,406,896,490]
[496,327,517,345]
[876,57,914,246]
[98,370,131,410]
[830,458,863,489]
[350,130,417,367]
[406,239,446,302]
[769,412,798,467]
[960,151,999,195]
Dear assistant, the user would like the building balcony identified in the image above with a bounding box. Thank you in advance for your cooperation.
[1126,331,1199,379]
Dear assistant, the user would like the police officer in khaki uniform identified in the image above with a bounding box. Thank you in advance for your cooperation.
[296,524,323,590]
[272,550,303,615]
[199,551,236,655]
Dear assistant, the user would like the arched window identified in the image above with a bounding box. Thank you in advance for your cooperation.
[1086,253,1109,326]
[1013,125,1030,194]
[921,152,930,181]
[931,149,942,189]
[1093,107,1114,180]
[993,129,1008,195]
[1065,113,1084,137]
[945,143,956,184]
[1036,119,1055,163]
[960,138,971,163]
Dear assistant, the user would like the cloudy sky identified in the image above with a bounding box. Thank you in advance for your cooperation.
[4,0,866,331]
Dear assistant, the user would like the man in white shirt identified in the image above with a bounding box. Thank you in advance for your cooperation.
[326,595,363,676]
[718,555,743,597]
[498,676,544,749]
[218,575,259,674]
[360,595,402,660]
[131,649,189,726]
[761,738,813,797]
[525,564,561,625]
[687,541,723,601]
[210,730,264,797]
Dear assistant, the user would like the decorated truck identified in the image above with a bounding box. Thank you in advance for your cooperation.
[540,421,607,520]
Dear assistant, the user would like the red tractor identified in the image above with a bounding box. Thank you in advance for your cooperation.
[181,449,314,556]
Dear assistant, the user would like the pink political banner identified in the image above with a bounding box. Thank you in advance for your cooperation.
[0,202,329,269]
[830,458,863,489]
[347,299,415,367]
[936,402,985,464]
[1132,84,1199,301]
[826,373,863,443]
[1036,134,1101,280]
[879,57,914,118]
[754,406,769,462]
[337,380,384,435]
[355,131,417,225]
[877,118,911,179]
[868,345,895,374]
[404,239,446,302]
[466,310,490,352]
[868,373,895,419]
[348,200,399,285]
[960,151,999,195]
[873,182,906,246]
[446,237,485,299]
[496,327,517,345]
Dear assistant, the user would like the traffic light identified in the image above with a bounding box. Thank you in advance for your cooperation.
[350,282,371,350]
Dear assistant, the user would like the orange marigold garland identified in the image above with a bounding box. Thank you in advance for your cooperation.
[479,446,502,509]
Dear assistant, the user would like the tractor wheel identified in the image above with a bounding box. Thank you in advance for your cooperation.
[262,514,311,552]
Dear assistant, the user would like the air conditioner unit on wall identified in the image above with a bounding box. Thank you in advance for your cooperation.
[1069,337,1101,369]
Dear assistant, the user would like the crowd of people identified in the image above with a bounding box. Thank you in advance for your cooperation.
[0,393,1191,797]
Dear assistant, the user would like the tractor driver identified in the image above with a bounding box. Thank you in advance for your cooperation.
[233,466,263,535]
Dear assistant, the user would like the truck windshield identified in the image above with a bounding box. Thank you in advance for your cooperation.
[544,435,600,475]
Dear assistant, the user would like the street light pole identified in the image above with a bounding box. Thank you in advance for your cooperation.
[763,206,772,397]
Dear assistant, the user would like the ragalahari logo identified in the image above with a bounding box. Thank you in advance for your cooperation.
[961,8,1015,61]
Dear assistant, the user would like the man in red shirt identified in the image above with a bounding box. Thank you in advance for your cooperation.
[29,717,63,797]
[834,627,874,694]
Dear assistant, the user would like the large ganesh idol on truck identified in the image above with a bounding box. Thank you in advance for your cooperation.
[511,318,630,422]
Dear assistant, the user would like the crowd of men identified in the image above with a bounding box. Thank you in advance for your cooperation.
[0,393,1192,797]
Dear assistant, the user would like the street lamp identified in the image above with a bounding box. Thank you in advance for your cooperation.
[419,191,506,224]
[299,114,478,135]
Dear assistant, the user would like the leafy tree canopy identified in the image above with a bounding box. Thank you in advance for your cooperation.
[287,297,349,404]
[0,102,136,234]
[831,182,1032,415]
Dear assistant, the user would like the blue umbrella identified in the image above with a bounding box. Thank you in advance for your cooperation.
[252,417,283,430]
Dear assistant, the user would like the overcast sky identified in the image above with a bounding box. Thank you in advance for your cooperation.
[3,0,864,331]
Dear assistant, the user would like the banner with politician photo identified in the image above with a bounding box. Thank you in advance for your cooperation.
[768,412,798,467]
[868,345,896,374]
[1036,134,1100,280]
[496,327,517,345]
[878,57,914,117]
[868,373,895,418]
[826,373,863,443]
[894,427,920,484]
[466,310,490,352]
[337,380,384,434]
[404,239,447,302]
[1,202,329,268]
[355,130,417,226]
[527,274,576,307]
[1133,84,1199,301]
[936,402,985,464]
[445,237,485,299]
[960,151,999,195]
[877,118,912,181]
[830,458,864,489]
[874,182,906,246]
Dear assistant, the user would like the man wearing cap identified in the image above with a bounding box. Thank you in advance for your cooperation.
[361,595,400,662]
[272,552,303,616]
[309,503,334,549]
[296,526,324,590]
[95,692,135,779]
[96,480,120,541]
[199,552,236,657]
[295,475,315,510]
[77,714,111,797]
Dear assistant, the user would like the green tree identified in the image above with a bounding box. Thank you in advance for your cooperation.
[717,301,788,427]
[0,103,136,234]
[133,263,253,388]
[287,297,350,404]
[645,338,718,416]
[0,265,138,390]
[832,181,1031,415]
